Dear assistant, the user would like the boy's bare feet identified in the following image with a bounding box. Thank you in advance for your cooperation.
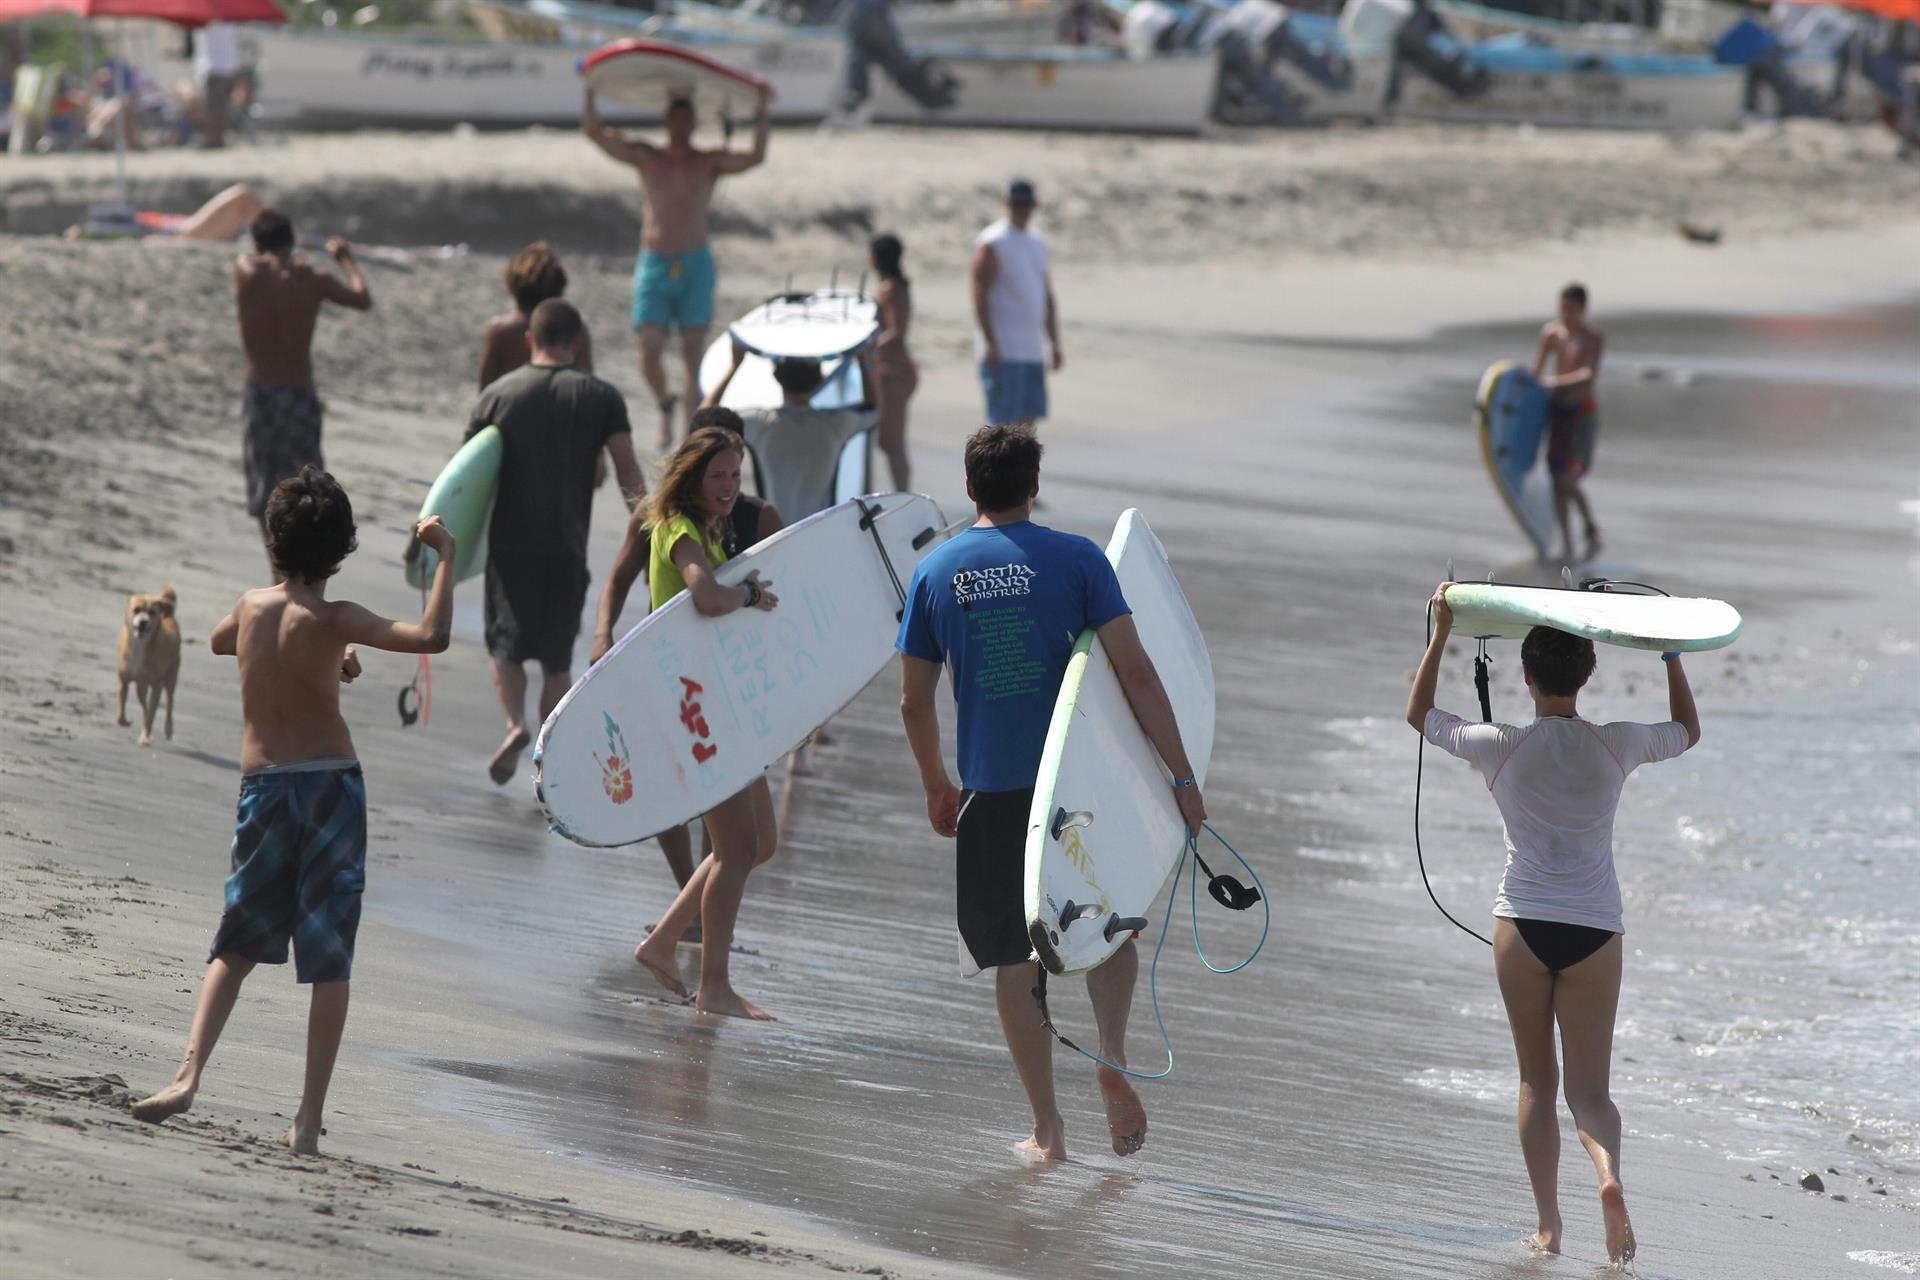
[693,981,773,1021]
[130,1081,196,1124]
[1525,1219,1562,1254]
[633,937,690,998]
[1096,1066,1148,1156]
[284,1121,321,1156]
[489,726,530,786]
[1014,1114,1066,1162]
[1599,1179,1635,1264]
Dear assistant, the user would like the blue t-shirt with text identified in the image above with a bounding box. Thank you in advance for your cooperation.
[896,521,1130,793]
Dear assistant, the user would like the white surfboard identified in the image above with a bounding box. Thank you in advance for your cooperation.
[1442,582,1743,652]
[699,287,878,413]
[534,492,947,846]
[1024,510,1215,977]
[581,38,772,117]
[700,287,879,512]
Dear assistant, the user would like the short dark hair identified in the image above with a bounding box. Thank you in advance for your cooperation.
[690,405,745,434]
[964,425,1042,512]
[264,466,357,582]
[529,298,583,352]
[667,97,694,116]
[1521,626,1596,697]
[250,208,294,254]
[1561,282,1588,308]
[772,358,823,397]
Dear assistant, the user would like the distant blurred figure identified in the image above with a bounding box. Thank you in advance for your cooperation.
[868,231,917,490]
[972,178,1062,432]
[478,241,594,390]
[194,22,241,148]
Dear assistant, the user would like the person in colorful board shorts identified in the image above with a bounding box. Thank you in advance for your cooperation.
[130,470,457,1156]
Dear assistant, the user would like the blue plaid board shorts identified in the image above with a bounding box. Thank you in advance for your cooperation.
[207,759,367,984]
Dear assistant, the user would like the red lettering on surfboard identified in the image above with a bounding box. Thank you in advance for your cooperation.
[677,676,716,764]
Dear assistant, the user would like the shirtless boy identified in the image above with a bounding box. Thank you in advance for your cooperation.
[583,87,771,449]
[131,470,454,1155]
[234,209,371,568]
[1533,283,1605,565]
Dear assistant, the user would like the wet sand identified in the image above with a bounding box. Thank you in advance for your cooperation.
[3,128,1918,1276]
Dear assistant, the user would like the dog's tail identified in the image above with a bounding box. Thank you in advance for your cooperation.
[158,585,177,616]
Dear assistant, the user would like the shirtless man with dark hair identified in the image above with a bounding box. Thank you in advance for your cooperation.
[234,209,372,568]
[582,87,771,449]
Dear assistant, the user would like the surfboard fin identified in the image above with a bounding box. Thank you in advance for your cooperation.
[1049,807,1094,841]
[1058,900,1103,931]
[1103,914,1149,943]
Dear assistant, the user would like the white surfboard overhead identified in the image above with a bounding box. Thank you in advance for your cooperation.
[1025,510,1215,977]
[1443,582,1743,652]
[534,492,947,846]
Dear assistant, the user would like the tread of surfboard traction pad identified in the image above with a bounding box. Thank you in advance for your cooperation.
[1030,821,1269,1082]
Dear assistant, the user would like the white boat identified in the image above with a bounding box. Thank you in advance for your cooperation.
[1394,37,1748,129]
[677,0,1070,45]
[244,22,846,126]
[868,45,1218,132]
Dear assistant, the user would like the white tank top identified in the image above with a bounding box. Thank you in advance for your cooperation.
[975,220,1049,363]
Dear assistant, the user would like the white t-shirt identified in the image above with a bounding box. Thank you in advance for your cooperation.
[974,219,1049,364]
[195,23,241,80]
[1423,708,1688,933]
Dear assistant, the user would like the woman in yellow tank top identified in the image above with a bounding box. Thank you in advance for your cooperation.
[630,428,785,1021]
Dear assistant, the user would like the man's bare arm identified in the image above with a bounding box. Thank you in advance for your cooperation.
[1530,326,1555,377]
[319,241,372,311]
[1044,273,1062,370]
[607,432,647,510]
[1098,614,1205,835]
[1552,332,1604,392]
[714,90,772,175]
[970,244,998,361]
[582,90,654,166]
[699,345,748,412]
[899,654,960,837]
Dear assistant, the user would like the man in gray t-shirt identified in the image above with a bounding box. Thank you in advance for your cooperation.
[464,300,646,786]
[700,345,871,521]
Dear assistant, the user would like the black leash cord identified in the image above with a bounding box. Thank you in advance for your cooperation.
[1416,599,1493,948]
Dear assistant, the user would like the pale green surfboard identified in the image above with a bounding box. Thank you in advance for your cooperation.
[1442,582,1742,652]
[404,425,501,588]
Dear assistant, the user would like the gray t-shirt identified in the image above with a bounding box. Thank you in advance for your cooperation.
[468,364,630,568]
[739,405,870,521]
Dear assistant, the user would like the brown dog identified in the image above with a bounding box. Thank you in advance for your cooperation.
[118,587,181,746]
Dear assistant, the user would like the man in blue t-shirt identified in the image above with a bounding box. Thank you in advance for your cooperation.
[897,426,1206,1164]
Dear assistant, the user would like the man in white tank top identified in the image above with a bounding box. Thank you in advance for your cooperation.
[970,179,1062,430]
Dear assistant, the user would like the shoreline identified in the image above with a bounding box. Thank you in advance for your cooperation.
[3,124,1918,1278]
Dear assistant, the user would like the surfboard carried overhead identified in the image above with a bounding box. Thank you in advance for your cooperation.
[581,38,773,117]
[1476,360,1555,559]
[534,492,947,846]
[1025,510,1215,977]
[404,425,500,588]
[1442,581,1743,652]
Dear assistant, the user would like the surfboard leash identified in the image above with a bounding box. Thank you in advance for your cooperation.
[1032,821,1270,1083]
[855,497,910,619]
[1415,599,1494,948]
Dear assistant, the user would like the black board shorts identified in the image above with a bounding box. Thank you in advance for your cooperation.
[955,787,1036,972]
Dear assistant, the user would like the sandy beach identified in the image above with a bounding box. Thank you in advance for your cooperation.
[3,119,1918,1278]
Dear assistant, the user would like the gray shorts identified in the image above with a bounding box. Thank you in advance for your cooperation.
[242,385,324,518]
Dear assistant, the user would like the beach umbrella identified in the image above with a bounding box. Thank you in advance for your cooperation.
[0,0,284,216]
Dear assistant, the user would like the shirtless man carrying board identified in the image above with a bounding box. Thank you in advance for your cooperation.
[1533,282,1606,565]
[583,88,771,450]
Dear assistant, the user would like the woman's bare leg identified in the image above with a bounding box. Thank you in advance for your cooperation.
[875,371,914,491]
[1492,918,1563,1254]
[1554,934,1634,1264]
[691,788,771,1020]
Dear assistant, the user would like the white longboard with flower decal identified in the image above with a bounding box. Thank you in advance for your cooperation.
[534,492,948,847]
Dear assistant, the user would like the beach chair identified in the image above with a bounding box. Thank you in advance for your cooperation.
[6,63,63,157]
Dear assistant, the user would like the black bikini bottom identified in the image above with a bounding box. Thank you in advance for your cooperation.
[1513,918,1618,973]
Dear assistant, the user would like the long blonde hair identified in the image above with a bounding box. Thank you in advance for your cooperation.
[647,427,745,546]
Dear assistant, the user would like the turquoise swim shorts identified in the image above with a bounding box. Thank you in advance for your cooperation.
[632,246,716,333]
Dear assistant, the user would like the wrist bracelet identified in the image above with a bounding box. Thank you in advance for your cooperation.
[741,582,756,608]
[1661,652,1680,663]
[1171,776,1197,790]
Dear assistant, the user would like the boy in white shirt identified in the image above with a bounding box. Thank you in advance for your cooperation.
[1405,582,1700,1267]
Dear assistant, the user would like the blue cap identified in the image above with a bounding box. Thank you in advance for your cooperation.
[1006,178,1037,206]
